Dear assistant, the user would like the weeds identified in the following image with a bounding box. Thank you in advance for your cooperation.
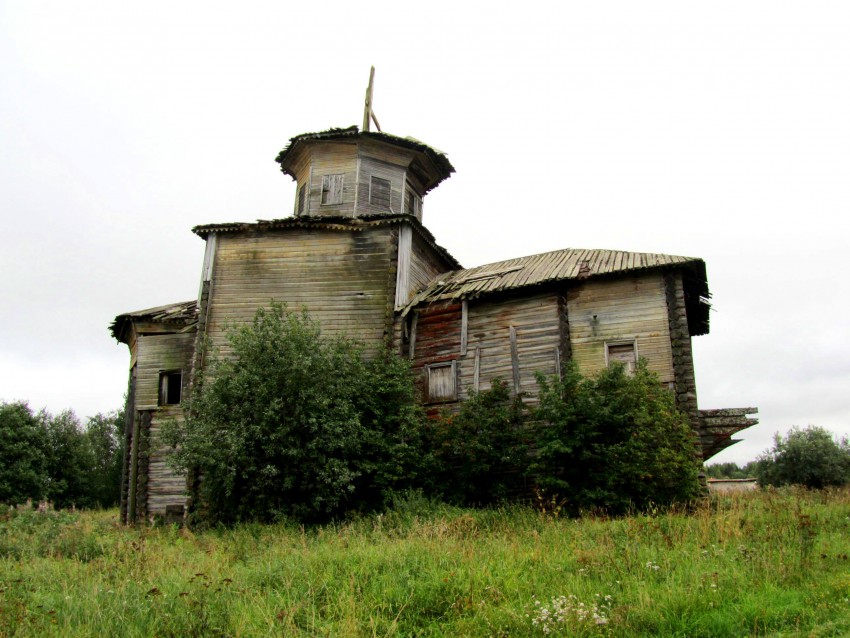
[1,488,849,636]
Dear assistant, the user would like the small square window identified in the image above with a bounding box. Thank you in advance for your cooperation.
[370,176,391,209]
[159,370,183,406]
[321,174,344,205]
[426,361,457,403]
[606,342,637,375]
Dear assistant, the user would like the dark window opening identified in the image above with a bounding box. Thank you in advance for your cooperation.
[370,176,391,209]
[159,370,183,406]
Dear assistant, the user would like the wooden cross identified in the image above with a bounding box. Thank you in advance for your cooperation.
[362,66,382,132]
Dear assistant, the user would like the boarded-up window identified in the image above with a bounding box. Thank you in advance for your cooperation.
[606,342,637,375]
[426,361,457,403]
[370,176,391,209]
[321,174,344,205]
[297,184,306,215]
[158,370,183,406]
[404,186,421,218]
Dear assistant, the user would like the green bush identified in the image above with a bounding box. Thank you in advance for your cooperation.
[427,379,528,505]
[530,360,703,514]
[163,303,427,525]
[754,426,850,489]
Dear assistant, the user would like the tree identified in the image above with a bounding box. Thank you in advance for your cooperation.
[427,379,528,505]
[84,411,124,507]
[531,360,703,514]
[162,304,426,524]
[0,401,47,505]
[754,426,850,489]
[704,461,749,479]
[41,409,94,508]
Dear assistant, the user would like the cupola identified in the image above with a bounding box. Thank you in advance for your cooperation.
[275,126,454,222]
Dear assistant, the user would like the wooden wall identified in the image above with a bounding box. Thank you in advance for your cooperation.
[409,292,561,405]
[205,226,397,357]
[134,332,196,410]
[567,273,674,384]
[130,330,195,520]
[146,409,187,517]
[305,142,358,218]
[464,293,561,398]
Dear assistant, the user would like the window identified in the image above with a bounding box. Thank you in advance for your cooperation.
[321,174,344,205]
[369,176,391,209]
[158,370,183,406]
[606,342,637,375]
[426,361,457,403]
[404,186,421,217]
[296,184,306,215]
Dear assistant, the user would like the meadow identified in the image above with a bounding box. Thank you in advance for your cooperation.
[2,489,850,637]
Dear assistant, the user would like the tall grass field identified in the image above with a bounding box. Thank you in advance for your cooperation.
[2,488,850,637]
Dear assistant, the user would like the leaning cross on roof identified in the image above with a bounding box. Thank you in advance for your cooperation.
[362,66,382,132]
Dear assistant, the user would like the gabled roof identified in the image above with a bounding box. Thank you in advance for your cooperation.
[405,247,711,335]
[110,300,198,343]
[274,126,455,192]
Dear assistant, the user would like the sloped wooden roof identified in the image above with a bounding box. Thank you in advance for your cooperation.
[406,247,711,335]
[110,300,198,343]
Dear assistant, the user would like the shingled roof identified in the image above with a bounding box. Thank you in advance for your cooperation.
[405,247,711,335]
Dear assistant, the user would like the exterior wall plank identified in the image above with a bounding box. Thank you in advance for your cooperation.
[567,273,674,384]
[205,227,396,357]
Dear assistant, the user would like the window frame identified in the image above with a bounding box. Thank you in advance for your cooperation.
[605,340,638,375]
[425,360,457,404]
[369,175,392,209]
[158,370,183,407]
[320,174,344,205]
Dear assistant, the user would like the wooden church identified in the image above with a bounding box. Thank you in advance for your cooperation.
[111,105,757,523]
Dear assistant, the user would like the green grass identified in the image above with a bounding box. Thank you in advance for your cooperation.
[2,488,850,637]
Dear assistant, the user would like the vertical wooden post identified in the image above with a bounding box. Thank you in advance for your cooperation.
[363,66,375,132]
[509,326,521,394]
[460,300,468,356]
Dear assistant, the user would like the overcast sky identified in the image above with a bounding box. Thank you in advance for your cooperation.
[1,1,848,465]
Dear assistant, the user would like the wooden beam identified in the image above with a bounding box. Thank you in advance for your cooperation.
[363,66,375,132]
[509,326,520,394]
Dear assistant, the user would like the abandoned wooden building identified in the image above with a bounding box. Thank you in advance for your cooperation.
[111,125,758,523]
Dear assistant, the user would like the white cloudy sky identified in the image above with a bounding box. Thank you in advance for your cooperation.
[1,1,848,464]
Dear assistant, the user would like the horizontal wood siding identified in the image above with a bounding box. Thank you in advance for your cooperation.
[135,332,196,410]
[567,273,674,383]
[409,230,453,298]
[357,156,405,215]
[205,227,395,357]
[462,293,560,399]
[147,408,186,516]
[307,142,357,217]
